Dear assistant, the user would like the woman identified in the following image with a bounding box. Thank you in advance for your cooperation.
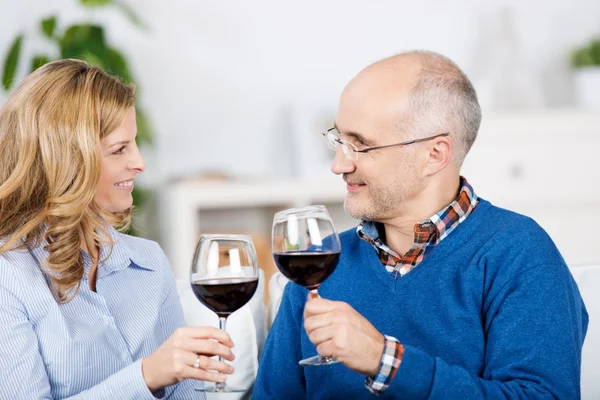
[0,59,234,399]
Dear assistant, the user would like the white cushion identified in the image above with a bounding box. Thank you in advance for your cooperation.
[267,272,290,330]
[176,268,266,400]
[569,264,600,400]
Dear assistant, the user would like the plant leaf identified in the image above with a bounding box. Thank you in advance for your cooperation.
[572,48,595,68]
[60,24,106,61]
[2,34,23,91]
[80,0,113,6]
[115,1,146,30]
[590,39,600,65]
[81,50,105,68]
[136,107,152,146]
[104,47,132,83]
[131,185,147,207]
[31,55,51,71]
[41,16,57,39]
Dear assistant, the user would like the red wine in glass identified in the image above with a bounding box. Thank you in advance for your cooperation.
[272,252,339,290]
[190,234,260,392]
[191,277,258,317]
[272,205,342,366]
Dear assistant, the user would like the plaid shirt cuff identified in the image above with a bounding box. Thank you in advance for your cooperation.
[365,335,404,394]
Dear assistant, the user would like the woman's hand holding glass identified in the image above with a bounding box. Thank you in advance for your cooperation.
[189,234,259,392]
[141,326,235,392]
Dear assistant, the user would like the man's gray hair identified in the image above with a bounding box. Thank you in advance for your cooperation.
[404,51,481,166]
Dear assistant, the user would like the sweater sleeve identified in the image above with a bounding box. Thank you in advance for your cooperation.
[253,283,306,400]
[382,263,588,399]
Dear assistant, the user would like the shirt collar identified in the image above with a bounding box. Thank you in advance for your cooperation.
[357,176,478,245]
[358,219,383,242]
[98,227,154,272]
[428,177,478,242]
[28,226,155,280]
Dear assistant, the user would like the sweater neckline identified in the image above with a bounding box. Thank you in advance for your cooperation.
[358,199,491,290]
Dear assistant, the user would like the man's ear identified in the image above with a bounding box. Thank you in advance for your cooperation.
[423,136,453,176]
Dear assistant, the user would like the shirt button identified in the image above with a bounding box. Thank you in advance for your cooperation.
[399,267,407,275]
[122,352,129,361]
[103,316,112,324]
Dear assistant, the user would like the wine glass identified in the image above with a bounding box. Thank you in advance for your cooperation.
[271,205,341,366]
[190,234,260,392]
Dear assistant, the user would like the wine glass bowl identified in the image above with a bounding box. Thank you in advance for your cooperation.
[271,205,341,366]
[190,234,259,392]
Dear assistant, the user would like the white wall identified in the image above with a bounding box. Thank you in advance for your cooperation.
[1,0,599,183]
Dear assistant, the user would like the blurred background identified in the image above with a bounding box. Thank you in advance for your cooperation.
[1,0,599,285]
[2,1,600,397]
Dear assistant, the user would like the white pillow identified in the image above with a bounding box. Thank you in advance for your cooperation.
[267,272,290,330]
[176,268,266,400]
[569,264,600,400]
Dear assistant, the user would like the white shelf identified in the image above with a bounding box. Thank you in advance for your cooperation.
[159,179,351,279]
[166,179,346,209]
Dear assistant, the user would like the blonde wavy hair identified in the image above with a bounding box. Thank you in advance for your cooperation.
[0,59,136,302]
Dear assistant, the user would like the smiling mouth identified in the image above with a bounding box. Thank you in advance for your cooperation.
[345,181,366,193]
[114,180,134,187]
[345,180,366,186]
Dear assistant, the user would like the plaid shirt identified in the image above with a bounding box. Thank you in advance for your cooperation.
[362,177,479,394]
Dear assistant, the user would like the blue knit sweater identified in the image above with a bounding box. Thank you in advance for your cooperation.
[253,199,588,399]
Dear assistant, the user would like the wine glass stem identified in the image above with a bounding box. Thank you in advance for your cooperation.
[308,288,332,363]
[216,317,228,392]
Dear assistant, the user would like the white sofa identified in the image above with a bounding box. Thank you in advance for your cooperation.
[268,265,599,399]
[569,265,599,399]
[177,268,267,400]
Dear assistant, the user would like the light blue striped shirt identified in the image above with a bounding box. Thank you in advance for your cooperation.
[0,228,204,399]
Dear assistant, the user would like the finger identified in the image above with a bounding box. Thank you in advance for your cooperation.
[304,311,337,332]
[175,326,235,347]
[185,339,236,362]
[185,353,235,374]
[304,298,344,318]
[181,365,230,383]
[306,325,337,347]
[316,339,336,359]
[304,302,353,326]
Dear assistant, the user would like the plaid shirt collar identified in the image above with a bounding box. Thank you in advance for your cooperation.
[357,177,478,277]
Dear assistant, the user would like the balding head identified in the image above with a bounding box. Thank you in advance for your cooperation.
[342,50,481,166]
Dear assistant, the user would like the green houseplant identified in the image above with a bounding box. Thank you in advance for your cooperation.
[570,37,600,109]
[571,38,600,68]
[2,0,152,234]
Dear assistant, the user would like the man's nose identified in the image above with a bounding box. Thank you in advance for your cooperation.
[330,146,356,175]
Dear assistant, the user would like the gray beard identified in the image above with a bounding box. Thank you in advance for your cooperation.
[343,189,404,221]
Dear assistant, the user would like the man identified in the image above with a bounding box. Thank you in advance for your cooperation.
[253,51,588,399]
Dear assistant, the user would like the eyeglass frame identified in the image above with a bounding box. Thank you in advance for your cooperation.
[322,127,450,160]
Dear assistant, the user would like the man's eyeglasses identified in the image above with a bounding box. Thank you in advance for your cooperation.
[322,127,449,161]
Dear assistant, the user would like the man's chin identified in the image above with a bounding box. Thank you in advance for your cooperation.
[343,199,370,220]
